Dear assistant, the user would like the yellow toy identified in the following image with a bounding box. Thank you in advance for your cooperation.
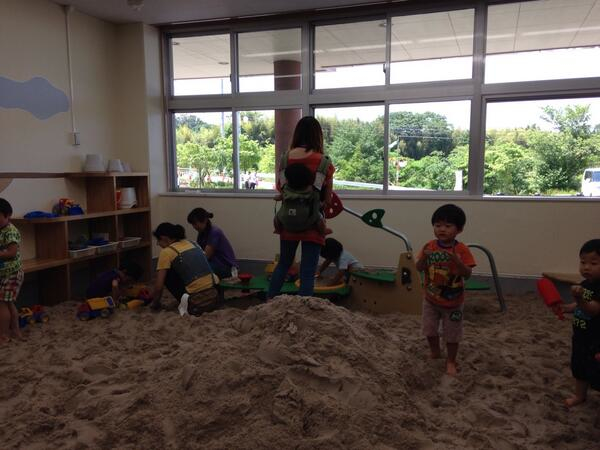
[77,297,115,320]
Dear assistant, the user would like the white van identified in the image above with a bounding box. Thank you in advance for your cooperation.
[581,168,600,196]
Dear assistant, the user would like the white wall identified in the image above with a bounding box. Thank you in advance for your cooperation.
[0,0,162,259]
[158,194,599,278]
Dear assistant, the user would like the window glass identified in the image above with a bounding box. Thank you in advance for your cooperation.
[238,29,301,93]
[391,9,474,83]
[174,112,233,189]
[388,101,471,191]
[314,20,386,89]
[315,105,385,190]
[172,35,231,95]
[485,98,600,196]
[486,1,600,83]
[238,109,303,190]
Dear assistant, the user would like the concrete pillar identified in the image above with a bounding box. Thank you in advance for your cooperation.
[274,60,302,165]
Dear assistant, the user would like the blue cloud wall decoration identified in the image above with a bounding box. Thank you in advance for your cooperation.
[0,76,69,119]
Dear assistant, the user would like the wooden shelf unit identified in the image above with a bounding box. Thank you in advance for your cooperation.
[4,172,152,305]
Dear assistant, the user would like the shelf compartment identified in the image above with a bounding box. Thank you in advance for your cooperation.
[12,207,150,224]
[116,176,149,208]
[117,212,151,242]
[22,258,69,273]
[34,222,68,260]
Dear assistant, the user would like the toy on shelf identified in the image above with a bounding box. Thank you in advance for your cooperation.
[537,278,565,320]
[52,198,84,216]
[77,297,116,320]
[18,305,49,328]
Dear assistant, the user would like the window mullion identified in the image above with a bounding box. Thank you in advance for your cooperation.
[467,0,487,196]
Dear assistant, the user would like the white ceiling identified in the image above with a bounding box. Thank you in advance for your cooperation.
[52,0,405,25]
[54,0,600,79]
[174,1,600,80]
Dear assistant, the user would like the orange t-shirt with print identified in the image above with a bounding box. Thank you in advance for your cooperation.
[417,240,476,308]
[276,152,335,246]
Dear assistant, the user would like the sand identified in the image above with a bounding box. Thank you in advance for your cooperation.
[1,292,599,450]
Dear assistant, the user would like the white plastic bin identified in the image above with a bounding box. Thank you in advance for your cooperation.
[119,237,141,249]
[69,247,96,259]
[92,242,119,255]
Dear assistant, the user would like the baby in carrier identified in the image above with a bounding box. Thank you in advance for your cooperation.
[274,163,329,235]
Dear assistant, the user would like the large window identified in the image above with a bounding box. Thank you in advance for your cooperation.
[172,35,231,96]
[237,108,302,190]
[485,98,600,196]
[315,105,385,190]
[486,0,600,83]
[238,29,302,93]
[314,20,386,89]
[391,10,474,83]
[388,101,471,191]
[165,1,600,199]
[174,112,233,189]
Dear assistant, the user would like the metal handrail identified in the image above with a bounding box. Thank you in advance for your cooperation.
[467,243,506,312]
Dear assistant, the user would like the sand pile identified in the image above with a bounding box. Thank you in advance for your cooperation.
[1,293,599,449]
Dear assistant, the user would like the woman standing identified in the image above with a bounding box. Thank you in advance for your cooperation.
[268,116,335,298]
[151,222,218,312]
[187,208,238,279]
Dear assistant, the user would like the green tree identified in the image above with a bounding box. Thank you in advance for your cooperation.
[541,105,592,139]
[326,119,384,183]
[389,111,454,159]
[483,143,535,195]
[240,112,275,146]
[396,151,455,190]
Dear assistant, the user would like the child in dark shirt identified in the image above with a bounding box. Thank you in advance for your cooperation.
[86,261,143,301]
[561,239,600,408]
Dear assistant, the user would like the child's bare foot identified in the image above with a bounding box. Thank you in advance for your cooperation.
[446,360,458,376]
[0,335,10,345]
[564,395,586,408]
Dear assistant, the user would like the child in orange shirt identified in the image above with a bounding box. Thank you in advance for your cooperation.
[416,204,476,376]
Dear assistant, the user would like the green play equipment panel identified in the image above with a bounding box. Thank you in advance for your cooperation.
[351,270,490,291]
[220,275,351,296]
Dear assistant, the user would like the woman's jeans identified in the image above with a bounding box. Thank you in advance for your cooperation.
[165,268,186,301]
[267,240,322,298]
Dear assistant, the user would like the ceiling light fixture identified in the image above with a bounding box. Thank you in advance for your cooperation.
[127,0,144,11]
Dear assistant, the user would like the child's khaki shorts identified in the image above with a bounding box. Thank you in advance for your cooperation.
[421,300,464,343]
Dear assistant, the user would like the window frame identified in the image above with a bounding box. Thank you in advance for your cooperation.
[162,0,600,200]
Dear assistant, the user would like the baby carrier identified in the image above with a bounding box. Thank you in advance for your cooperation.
[275,154,331,233]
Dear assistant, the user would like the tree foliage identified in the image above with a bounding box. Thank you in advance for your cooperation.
[175,106,600,195]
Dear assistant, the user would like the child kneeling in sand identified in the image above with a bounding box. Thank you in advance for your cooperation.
[560,239,600,408]
[416,204,476,376]
[316,238,363,285]
[86,261,143,302]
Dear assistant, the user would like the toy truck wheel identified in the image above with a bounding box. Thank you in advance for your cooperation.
[78,312,90,321]
[28,317,35,325]
[100,308,110,318]
[41,314,49,323]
